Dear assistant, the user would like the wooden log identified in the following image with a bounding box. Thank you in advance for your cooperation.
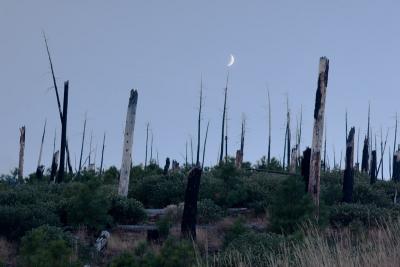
[118,89,138,197]
[343,127,355,203]
[18,126,26,179]
[57,81,69,183]
[370,150,377,184]
[181,167,202,240]
[308,57,329,210]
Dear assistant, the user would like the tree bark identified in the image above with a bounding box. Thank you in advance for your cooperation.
[18,126,26,179]
[343,127,355,203]
[308,57,329,210]
[57,81,69,183]
[181,167,202,240]
[118,89,138,197]
[301,147,311,192]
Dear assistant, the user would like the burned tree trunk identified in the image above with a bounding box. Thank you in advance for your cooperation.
[308,57,329,210]
[301,147,311,193]
[118,89,138,197]
[18,126,26,179]
[235,116,245,168]
[219,75,228,164]
[99,133,106,175]
[78,117,86,175]
[361,137,369,172]
[290,146,298,173]
[343,127,355,203]
[267,89,272,166]
[181,167,202,240]
[393,150,400,182]
[145,123,149,170]
[37,120,46,171]
[50,151,59,182]
[163,157,170,175]
[370,150,377,184]
[202,121,210,169]
[196,79,203,166]
[57,81,69,183]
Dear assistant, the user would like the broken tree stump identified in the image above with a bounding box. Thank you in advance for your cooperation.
[361,137,369,173]
[181,167,202,240]
[18,126,26,179]
[118,89,138,197]
[343,127,355,203]
[308,57,329,211]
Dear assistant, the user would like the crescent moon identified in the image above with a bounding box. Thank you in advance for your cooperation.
[227,54,235,67]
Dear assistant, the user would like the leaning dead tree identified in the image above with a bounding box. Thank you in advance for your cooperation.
[219,74,228,164]
[343,127,355,203]
[18,126,26,179]
[181,166,202,240]
[43,33,73,174]
[118,89,138,197]
[57,81,69,183]
[308,57,329,211]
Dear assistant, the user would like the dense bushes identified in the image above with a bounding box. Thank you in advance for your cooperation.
[18,225,80,267]
[109,196,147,224]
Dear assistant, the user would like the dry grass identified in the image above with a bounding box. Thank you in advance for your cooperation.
[198,220,400,267]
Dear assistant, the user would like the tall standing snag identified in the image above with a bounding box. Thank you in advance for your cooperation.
[118,90,138,197]
[343,127,355,203]
[181,167,202,240]
[308,57,329,211]
[57,82,69,183]
[18,126,26,179]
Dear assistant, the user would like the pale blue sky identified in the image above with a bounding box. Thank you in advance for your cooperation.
[1,1,400,177]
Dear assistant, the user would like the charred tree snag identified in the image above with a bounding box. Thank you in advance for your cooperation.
[301,147,311,193]
[370,150,377,184]
[290,146,298,173]
[308,57,329,211]
[99,133,106,175]
[361,137,369,172]
[219,74,228,164]
[57,81,69,183]
[343,127,355,203]
[393,150,400,182]
[18,126,26,179]
[37,119,46,171]
[323,124,327,172]
[181,167,202,240]
[267,89,272,166]
[163,157,170,175]
[50,151,59,182]
[78,116,87,176]
[286,97,291,169]
[196,79,203,167]
[235,116,245,168]
[145,123,149,170]
[118,90,138,197]
[202,121,210,169]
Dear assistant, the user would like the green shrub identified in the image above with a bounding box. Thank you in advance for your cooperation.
[269,176,315,234]
[156,217,172,239]
[18,225,79,267]
[197,199,223,223]
[158,238,195,267]
[223,219,249,247]
[225,231,285,255]
[109,196,147,224]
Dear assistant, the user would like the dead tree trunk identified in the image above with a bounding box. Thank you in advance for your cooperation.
[50,151,59,182]
[145,123,149,170]
[286,97,291,169]
[290,146,298,173]
[370,150,377,184]
[235,116,245,168]
[301,147,311,193]
[361,136,369,172]
[323,124,327,172]
[202,121,210,169]
[393,150,400,182]
[77,117,86,175]
[267,89,272,166]
[118,89,138,197]
[343,127,355,203]
[57,81,69,183]
[99,133,106,175]
[37,120,46,170]
[18,126,26,179]
[308,57,329,210]
[163,157,170,175]
[181,167,202,240]
[196,79,203,166]
[219,74,228,164]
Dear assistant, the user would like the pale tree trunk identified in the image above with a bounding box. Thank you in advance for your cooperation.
[308,57,329,211]
[18,126,26,179]
[118,89,138,197]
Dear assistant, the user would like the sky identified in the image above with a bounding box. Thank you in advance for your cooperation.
[1,1,400,178]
